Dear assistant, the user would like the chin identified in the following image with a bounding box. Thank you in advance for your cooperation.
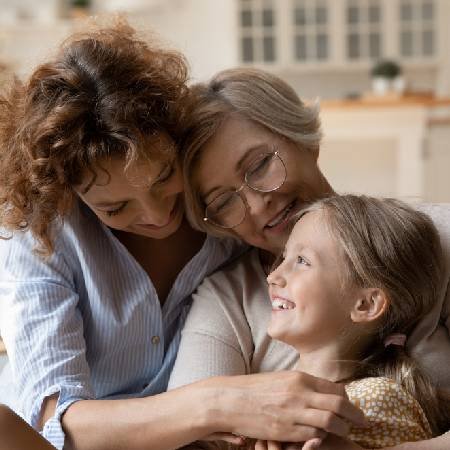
[267,323,287,343]
[268,323,300,347]
[129,214,183,239]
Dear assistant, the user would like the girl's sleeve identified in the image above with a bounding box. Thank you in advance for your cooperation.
[0,232,93,450]
[346,377,432,449]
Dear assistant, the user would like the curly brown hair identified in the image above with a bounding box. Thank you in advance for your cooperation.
[0,19,190,255]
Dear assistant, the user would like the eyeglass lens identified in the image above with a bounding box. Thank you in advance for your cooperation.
[205,150,286,228]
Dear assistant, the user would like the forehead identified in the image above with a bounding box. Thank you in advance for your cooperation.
[78,133,176,193]
[195,115,275,191]
[77,155,167,202]
[288,210,338,258]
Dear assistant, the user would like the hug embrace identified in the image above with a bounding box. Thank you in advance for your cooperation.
[0,18,449,450]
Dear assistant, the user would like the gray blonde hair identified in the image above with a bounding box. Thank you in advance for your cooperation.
[296,194,450,435]
[182,67,322,237]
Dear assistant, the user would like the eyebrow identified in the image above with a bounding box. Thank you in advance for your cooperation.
[202,144,269,200]
[293,243,320,260]
[88,162,172,208]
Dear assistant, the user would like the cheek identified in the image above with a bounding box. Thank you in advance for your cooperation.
[232,225,257,245]
[291,277,328,309]
[168,168,184,193]
[283,162,324,195]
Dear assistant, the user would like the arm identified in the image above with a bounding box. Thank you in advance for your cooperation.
[61,370,365,450]
[0,405,57,450]
[0,232,95,449]
[168,275,249,389]
[169,264,298,387]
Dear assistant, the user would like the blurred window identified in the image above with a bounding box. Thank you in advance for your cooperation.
[293,0,330,62]
[346,0,382,60]
[399,0,436,58]
[239,0,277,63]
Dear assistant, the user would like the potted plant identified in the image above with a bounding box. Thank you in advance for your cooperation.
[70,0,90,19]
[370,60,405,96]
[71,0,90,7]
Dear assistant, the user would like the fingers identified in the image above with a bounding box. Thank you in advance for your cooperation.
[267,441,283,450]
[307,378,365,426]
[305,392,366,428]
[255,441,283,450]
[204,432,246,445]
[278,372,365,427]
[301,438,323,450]
[272,425,326,443]
[220,371,365,443]
[294,407,350,437]
[255,440,267,450]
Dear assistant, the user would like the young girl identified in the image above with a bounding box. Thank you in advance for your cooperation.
[266,194,450,449]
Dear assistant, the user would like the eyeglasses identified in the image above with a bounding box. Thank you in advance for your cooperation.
[203,146,287,229]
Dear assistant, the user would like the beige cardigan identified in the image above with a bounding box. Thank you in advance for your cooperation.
[168,203,450,391]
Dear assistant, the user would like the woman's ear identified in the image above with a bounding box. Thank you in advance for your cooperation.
[350,288,388,324]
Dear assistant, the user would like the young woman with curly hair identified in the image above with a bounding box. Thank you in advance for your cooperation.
[0,21,364,450]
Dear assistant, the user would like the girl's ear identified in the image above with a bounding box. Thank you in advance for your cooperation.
[350,288,388,324]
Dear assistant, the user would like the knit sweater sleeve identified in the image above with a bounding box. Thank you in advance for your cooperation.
[168,265,254,389]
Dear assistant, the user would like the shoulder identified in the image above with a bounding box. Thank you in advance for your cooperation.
[193,248,266,311]
[183,248,266,339]
[199,247,263,292]
[346,377,430,424]
[346,376,408,403]
[346,377,432,447]
[0,202,114,280]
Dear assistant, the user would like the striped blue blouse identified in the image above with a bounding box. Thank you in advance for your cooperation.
[0,202,241,449]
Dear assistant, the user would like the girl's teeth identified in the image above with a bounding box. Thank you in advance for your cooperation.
[272,298,295,310]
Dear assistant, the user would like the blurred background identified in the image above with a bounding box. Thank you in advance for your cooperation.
[0,0,450,406]
[1,0,450,202]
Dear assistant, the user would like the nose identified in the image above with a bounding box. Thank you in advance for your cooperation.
[243,186,272,217]
[267,263,286,287]
[137,194,175,226]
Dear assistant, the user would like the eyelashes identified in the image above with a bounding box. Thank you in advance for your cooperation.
[105,202,127,217]
[104,163,176,217]
[154,164,175,184]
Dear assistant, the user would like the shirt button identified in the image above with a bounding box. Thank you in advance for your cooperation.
[151,335,160,345]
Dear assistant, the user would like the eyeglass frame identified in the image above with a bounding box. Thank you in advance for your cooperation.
[202,146,287,229]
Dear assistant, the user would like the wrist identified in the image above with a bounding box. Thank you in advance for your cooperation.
[193,376,235,435]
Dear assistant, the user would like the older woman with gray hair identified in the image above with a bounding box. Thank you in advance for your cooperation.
[169,67,450,450]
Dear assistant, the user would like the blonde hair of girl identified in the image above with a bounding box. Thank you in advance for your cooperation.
[297,194,450,435]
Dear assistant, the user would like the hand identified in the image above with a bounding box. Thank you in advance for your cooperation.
[203,432,247,446]
[312,435,365,450]
[255,440,282,450]
[212,371,365,443]
[254,438,324,450]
